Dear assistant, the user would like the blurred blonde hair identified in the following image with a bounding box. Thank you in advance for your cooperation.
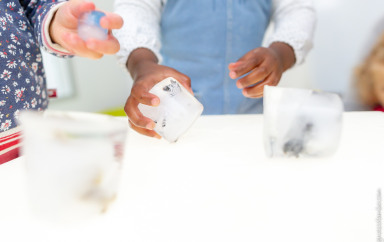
[355,32,384,106]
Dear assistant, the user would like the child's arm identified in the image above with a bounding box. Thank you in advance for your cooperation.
[114,0,192,138]
[22,0,123,59]
[228,0,316,98]
[113,0,163,68]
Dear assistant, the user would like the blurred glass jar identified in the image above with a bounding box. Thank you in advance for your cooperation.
[263,86,344,158]
[20,110,128,224]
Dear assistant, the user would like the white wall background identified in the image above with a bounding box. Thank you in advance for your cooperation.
[279,0,384,111]
[48,0,384,113]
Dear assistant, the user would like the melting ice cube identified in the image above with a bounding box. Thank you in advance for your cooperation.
[138,77,204,142]
[263,86,344,158]
[78,11,108,41]
[20,111,127,223]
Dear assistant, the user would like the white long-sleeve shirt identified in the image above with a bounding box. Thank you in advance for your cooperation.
[114,0,316,66]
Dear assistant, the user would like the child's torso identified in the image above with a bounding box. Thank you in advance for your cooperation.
[160,0,272,114]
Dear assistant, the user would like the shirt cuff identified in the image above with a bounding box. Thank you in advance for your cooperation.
[115,44,163,68]
[42,2,73,56]
[267,32,313,66]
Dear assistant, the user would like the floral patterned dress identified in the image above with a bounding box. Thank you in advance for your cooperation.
[0,0,69,164]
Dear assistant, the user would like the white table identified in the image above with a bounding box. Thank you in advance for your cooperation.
[0,112,384,242]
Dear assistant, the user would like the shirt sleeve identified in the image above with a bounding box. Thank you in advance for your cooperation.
[113,0,163,67]
[268,0,317,65]
[22,0,72,57]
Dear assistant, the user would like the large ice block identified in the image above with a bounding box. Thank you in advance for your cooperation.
[78,11,108,41]
[138,77,204,142]
[263,86,344,158]
[20,111,128,223]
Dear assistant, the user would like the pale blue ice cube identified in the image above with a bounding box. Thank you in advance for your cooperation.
[78,11,108,41]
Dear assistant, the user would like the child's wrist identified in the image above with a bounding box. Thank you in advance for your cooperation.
[43,2,72,56]
[47,2,68,45]
[49,12,59,44]
[127,48,159,78]
[269,42,296,71]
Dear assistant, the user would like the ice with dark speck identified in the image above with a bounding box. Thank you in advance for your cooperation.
[138,77,204,143]
[264,86,343,158]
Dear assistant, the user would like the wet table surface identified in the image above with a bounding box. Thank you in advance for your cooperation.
[0,112,384,242]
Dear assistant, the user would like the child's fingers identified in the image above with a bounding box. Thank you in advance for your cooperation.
[85,36,120,55]
[130,85,160,107]
[53,1,94,30]
[64,33,103,59]
[242,73,278,98]
[242,80,268,98]
[125,96,157,130]
[100,13,124,30]
[236,65,272,89]
[229,49,264,79]
[128,120,161,139]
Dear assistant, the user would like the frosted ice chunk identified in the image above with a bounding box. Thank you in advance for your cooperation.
[78,11,108,41]
[263,86,344,158]
[138,77,204,142]
[20,111,128,223]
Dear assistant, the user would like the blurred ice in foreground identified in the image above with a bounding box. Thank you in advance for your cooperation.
[20,111,127,224]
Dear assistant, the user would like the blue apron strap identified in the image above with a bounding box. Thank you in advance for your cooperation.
[161,0,272,114]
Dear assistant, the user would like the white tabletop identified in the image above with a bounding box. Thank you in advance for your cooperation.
[0,112,384,242]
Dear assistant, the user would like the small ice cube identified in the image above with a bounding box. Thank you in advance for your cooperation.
[263,86,344,158]
[78,11,108,41]
[138,77,204,142]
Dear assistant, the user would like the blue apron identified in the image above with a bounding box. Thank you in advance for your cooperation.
[161,0,272,114]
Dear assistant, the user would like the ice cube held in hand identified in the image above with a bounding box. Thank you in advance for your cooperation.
[263,86,343,158]
[78,11,108,41]
[138,77,204,142]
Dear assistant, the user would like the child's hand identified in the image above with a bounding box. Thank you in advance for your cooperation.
[125,49,192,138]
[49,0,124,59]
[228,42,296,98]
